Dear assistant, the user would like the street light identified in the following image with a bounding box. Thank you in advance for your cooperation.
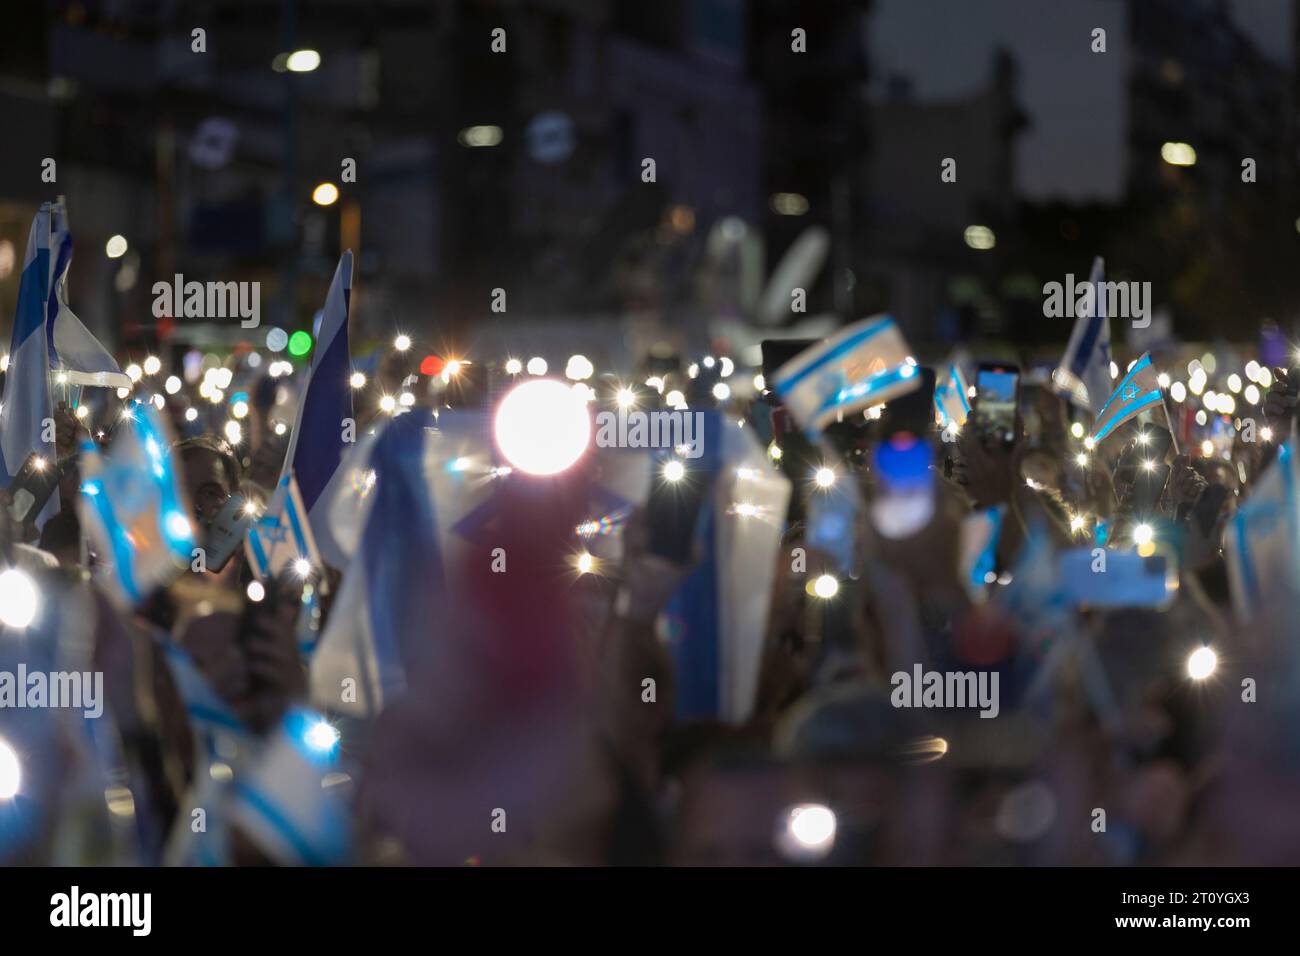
[1160,142,1197,167]
[285,49,321,73]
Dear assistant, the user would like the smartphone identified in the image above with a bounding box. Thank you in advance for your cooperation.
[881,366,936,438]
[806,480,859,575]
[972,363,1020,447]
[204,493,256,572]
[1058,548,1175,609]
[1129,464,1170,514]
[7,452,63,525]
[869,434,935,540]
[645,455,713,564]
[1132,425,1174,460]
[1117,427,1173,512]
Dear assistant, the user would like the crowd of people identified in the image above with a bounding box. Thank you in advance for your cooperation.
[4,315,1300,868]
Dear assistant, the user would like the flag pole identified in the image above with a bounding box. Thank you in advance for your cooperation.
[1161,390,1181,456]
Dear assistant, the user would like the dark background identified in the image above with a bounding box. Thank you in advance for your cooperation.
[1,0,1297,368]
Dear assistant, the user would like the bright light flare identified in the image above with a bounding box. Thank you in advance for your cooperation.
[0,736,20,800]
[0,568,40,629]
[286,49,321,73]
[811,574,839,599]
[493,378,591,476]
[1161,142,1197,166]
[776,803,837,861]
[1187,646,1217,680]
[312,183,339,206]
[304,719,340,753]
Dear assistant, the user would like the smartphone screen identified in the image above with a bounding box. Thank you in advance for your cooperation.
[974,364,1019,446]
[869,434,935,539]
[7,452,62,525]
[806,480,859,574]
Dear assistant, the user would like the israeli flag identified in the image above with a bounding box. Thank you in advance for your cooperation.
[46,199,129,390]
[1226,443,1300,622]
[1088,352,1163,445]
[228,707,351,866]
[0,205,56,501]
[161,642,249,867]
[934,360,971,427]
[245,473,321,580]
[663,412,793,723]
[1054,256,1113,417]
[771,315,920,436]
[77,403,196,606]
[279,250,354,570]
[310,410,451,717]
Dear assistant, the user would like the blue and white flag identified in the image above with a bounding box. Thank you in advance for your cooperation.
[0,205,56,503]
[228,707,351,866]
[1088,352,1163,445]
[279,250,354,569]
[310,410,453,717]
[1226,442,1300,622]
[662,412,792,723]
[77,403,196,606]
[46,200,129,390]
[771,315,919,436]
[934,360,971,427]
[1054,256,1114,417]
[245,474,321,580]
[160,641,249,867]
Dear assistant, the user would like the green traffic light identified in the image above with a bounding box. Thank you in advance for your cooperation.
[288,330,313,357]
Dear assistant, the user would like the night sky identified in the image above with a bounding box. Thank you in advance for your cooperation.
[870,0,1292,202]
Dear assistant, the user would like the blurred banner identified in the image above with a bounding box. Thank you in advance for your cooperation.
[664,411,791,722]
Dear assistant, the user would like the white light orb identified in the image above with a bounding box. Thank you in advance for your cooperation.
[775,803,837,861]
[493,378,591,476]
[0,568,39,629]
[812,574,839,599]
[0,736,20,800]
[1187,646,1217,680]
